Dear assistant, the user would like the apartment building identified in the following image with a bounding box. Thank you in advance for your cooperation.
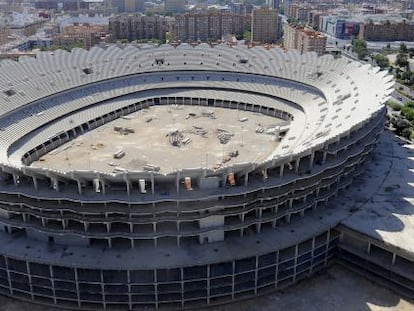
[359,19,414,41]
[109,14,170,41]
[0,26,10,45]
[284,24,326,55]
[174,12,250,42]
[251,7,281,44]
[164,0,186,13]
[54,23,110,49]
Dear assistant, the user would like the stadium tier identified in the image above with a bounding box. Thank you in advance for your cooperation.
[0,44,393,310]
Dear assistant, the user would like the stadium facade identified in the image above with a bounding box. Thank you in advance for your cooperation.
[0,44,393,310]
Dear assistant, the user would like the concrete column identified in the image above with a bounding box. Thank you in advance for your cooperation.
[101,180,106,195]
[275,250,279,288]
[279,164,284,178]
[310,236,316,272]
[392,253,396,265]
[32,176,38,190]
[176,171,180,196]
[309,152,315,170]
[77,180,82,195]
[12,174,19,186]
[367,242,371,254]
[293,244,298,281]
[254,255,259,295]
[206,265,210,304]
[322,151,327,162]
[285,213,291,223]
[244,172,249,186]
[262,168,269,182]
[51,178,59,192]
[125,180,131,196]
[151,173,155,195]
[325,230,331,265]
[295,158,300,173]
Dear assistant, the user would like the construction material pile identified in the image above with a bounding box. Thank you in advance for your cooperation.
[217,129,234,144]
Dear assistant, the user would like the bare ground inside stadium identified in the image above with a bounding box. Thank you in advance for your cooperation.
[31,106,285,173]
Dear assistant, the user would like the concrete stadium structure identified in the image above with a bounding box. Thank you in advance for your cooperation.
[0,43,395,310]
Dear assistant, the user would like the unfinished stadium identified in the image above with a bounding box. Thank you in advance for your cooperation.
[0,43,406,310]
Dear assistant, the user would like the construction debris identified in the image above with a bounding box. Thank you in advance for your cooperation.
[256,126,264,134]
[190,126,208,137]
[217,129,234,144]
[201,111,216,119]
[113,150,125,159]
[228,150,239,157]
[167,129,183,147]
[143,164,160,172]
[166,129,192,147]
[114,126,135,135]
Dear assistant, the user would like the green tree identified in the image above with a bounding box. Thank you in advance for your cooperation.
[373,53,390,69]
[243,30,251,42]
[396,53,409,68]
[352,39,368,60]
[391,116,411,135]
[166,32,174,43]
[401,71,414,86]
[400,43,408,54]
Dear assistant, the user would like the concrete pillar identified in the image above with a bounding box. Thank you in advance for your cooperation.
[101,180,106,195]
[32,176,38,190]
[176,171,180,196]
[262,169,268,182]
[295,158,300,173]
[275,250,279,288]
[12,174,20,186]
[322,151,327,162]
[309,152,315,170]
[206,265,211,304]
[392,253,396,265]
[367,242,371,254]
[244,172,249,186]
[125,180,131,196]
[279,164,284,178]
[310,236,316,272]
[285,213,291,223]
[151,173,155,195]
[293,244,299,281]
[77,180,82,195]
[51,178,59,192]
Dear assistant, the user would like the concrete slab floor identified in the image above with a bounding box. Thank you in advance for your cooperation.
[32,106,284,174]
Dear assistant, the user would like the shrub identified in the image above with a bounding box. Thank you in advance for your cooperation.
[387,101,402,111]
[402,127,413,139]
